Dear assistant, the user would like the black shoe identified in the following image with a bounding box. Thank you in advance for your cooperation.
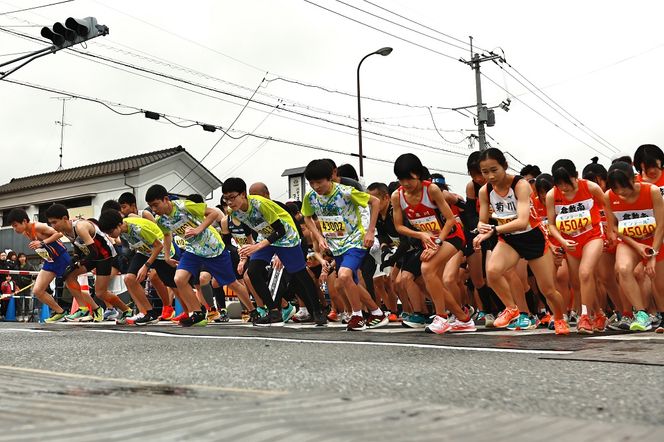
[254,309,284,327]
[179,311,207,327]
[314,310,328,327]
[135,312,159,326]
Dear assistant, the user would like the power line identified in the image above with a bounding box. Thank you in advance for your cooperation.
[426,107,468,144]
[302,0,461,62]
[0,0,73,16]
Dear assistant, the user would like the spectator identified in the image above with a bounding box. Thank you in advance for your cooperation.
[6,251,18,270]
[1,274,18,319]
[0,251,7,269]
[15,253,34,290]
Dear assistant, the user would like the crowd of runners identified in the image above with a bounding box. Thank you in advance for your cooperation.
[6,145,664,335]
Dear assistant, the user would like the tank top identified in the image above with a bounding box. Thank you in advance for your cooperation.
[552,179,601,239]
[67,219,117,259]
[486,176,539,236]
[636,172,664,198]
[228,218,250,248]
[23,223,67,263]
[608,183,657,245]
[398,180,461,240]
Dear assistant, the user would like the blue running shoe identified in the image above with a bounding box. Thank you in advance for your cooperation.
[282,303,296,323]
[507,313,531,330]
[402,313,427,328]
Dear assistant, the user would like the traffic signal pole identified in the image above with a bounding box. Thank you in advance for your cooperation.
[0,46,56,80]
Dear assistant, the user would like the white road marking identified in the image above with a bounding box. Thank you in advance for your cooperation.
[87,329,573,355]
[586,334,664,341]
[0,328,51,333]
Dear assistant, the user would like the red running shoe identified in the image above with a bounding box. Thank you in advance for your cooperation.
[171,311,189,323]
[576,314,593,334]
[160,305,175,321]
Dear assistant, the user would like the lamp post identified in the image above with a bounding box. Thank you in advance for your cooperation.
[357,46,392,177]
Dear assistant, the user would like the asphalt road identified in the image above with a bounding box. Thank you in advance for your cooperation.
[0,321,662,441]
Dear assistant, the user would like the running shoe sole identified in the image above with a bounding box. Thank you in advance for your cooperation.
[366,316,389,329]
[402,320,426,329]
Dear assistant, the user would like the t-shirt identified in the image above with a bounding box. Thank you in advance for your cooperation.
[156,200,224,258]
[230,195,301,248]
[122,217,174,260]
[301,182,370,256]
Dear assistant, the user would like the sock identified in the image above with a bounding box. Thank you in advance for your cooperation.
[370,308,382,316]
[352,310,363,317]
[581,304,588,316]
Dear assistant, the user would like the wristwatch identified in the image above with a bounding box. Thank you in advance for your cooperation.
[434,238,443,246]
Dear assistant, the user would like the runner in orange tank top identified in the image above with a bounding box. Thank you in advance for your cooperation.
[604,161,664,332]
[546,159,609,334]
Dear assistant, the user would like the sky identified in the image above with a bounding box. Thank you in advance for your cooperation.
[1,0,663,202]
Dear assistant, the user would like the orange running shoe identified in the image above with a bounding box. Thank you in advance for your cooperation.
[388,312,399,322]
[593,314,607,332]
[493,307,520,328]
[576,314,593,334]
[539,312,552,327]
[554,319,570,335]
[327,310,339,322]
[171,312,189,323]
[160,305,175,321]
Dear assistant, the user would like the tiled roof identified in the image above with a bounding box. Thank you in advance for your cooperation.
[0,146,186,195]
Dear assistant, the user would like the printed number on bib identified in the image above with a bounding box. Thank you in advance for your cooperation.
[232,234,249,247]
[618,217,656,240]
[35,247,53,263]
[319,215,347,238]
[174,236,187,248]
[254,222,275,237]
[410,215,441,233]
[556,210,592,236]
[130,240,152,255]
[492,215,516,226]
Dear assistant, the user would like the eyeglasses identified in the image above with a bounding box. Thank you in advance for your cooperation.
[222,193,241,203]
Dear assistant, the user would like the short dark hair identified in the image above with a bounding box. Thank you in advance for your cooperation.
[479,148,509,170]
[534,173,554,195]
[44,203,69,219]
[118,192,137,206]
[101,199,121,212]
[187,193,204,203]
[387,181,400,195]
[222,177,247,194]
[551,159,578,186]
[394,153,425,180]
[582,157,608,184]
[520,164,542,178]
[145,184,168,203]
[305,159,334,181]
[322,158,337,169]
[6,208,29,224]
[633,144,664,173]
[607,161,635,190]
[98,210,124,233]
[367,182,389,197]
[336,163,359,181]
[467,151,482,175]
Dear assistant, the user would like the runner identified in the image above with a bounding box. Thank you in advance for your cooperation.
[473,148,568,335]
[604,161,664,332]
[546,159,608,334]
[391,153,475,334]
[301,160,387,331]
[44,203,132,323]
[7,208,71,323]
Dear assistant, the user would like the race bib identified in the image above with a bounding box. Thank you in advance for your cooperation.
[35,247,53,263]
[410,215,441,233]
[232,234,249,247]
[319,215,347,238]
[618,217,656,240]
[254,221,274,237]
[556,210,592,236]
[492,214,516,226]
[129,240,152,255]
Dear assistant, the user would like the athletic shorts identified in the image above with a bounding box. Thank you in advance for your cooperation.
[126,253,178,288]
[401,248,423,277]
[178,250,237,288]
[370,247,385,278]
[446,235,464,252]
[42,252,71,278]
[81,257,116,277]
[250,244,306,273]
[499,227,548,261]
[334,248,367,284]
[562,226,603,260]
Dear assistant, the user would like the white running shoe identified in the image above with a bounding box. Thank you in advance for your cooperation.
[425,315,452,334]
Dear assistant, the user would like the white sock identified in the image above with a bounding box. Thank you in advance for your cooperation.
[370,308,383,316]
[581,305,588,316]
[299,307,309,315]
[352,310,363,317]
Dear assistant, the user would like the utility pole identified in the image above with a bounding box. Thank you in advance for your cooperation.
[52,97,72,170]
[462,37,502,151]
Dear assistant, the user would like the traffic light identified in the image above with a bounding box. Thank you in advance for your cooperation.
[40,17,109,49]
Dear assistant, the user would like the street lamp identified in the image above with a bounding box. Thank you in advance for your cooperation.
[357,46,392,177]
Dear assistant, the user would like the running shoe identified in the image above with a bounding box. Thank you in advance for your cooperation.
[649,313,662,329]
[241,310,250,322]
[568,311,579,326]
[617,315,633,331]
[346,315,366,331]
[292,309,312,323]
[464,305,476,319]
[449,317,477,333]
[387,312,399,322]
[215,309,230,323]
[313,310,328,327]
[93,306,104,323]
[475,311,486,322]
[576,314,593,334]
[115,309,134,325]
[366,313,389,329]
[402,313,428,328]
[125,313,144,325]
[327,310,340,322]
[425,315,452,334]
[171,312,189,323]
[254,309,285,327]
[493,307,520,328]
[249,308,267,324]
[103,308,119,321]
[630,310,652,332]
[66,308,91,322]
[607,313,620,330]
[45,310,67,323]
[206,307,221,322]
[507,313,534,330]
[135,312,160,326]
[282,303,296,323]
[554,319,570,335]
[341,312,351,324]
[159,305,175,321]
[593,314,608,332]
[484,313,496,328]
[538,312,552,327]
[656,325,664,334]
[179,311,208,327]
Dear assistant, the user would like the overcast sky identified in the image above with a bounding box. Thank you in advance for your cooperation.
[1,0,663,201]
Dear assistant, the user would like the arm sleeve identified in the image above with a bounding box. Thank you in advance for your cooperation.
[265,220,286,244]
